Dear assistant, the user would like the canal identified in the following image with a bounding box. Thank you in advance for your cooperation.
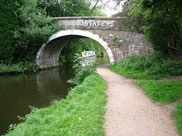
[0,56,109,135]
[0,65,74,135]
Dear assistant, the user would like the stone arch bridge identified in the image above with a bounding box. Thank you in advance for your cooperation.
[36,16,152,68]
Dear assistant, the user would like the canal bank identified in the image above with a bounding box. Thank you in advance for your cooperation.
[0,65,74,135]
[4,73,107,136]
[0,57,109,135]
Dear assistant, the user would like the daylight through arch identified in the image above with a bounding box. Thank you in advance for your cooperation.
[36,29,114,68]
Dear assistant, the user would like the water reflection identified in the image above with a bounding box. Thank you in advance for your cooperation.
[0,65,74,135]
[0,57,108,135]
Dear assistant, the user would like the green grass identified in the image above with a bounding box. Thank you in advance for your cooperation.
[110,53,182,79]
[174,102,182,136]
[110,63,151,79]
[4,73,107,136]
[136,80,182,103]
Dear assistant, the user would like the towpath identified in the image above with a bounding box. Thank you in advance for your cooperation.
[97,65,178,136]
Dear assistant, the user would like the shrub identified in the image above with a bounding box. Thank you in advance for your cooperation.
[68,65,96,85]
[110,53,182,79]
[0,0,23,63]
[13,0,59,62]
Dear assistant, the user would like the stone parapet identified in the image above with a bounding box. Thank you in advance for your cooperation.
[54,17,121,30]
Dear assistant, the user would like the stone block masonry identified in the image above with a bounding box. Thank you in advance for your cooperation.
[36,17,152,68]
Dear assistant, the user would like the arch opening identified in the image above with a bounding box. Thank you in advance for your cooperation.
[36,30,114,68]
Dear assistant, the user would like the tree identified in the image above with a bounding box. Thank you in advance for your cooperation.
[0,0,59,63]
[38,0,92,17]
[13,0,59,62]
[130,0,182,57]
[114,1,146,33]
[0,0,23,63]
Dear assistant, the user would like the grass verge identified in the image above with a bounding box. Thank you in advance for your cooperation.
[110,64,151,79]
[4,73,107,136]
[136,80,182,103]
[110,53,182,79]
[174,102,182,136]
[136,80,182,135]
[110,54,182,135]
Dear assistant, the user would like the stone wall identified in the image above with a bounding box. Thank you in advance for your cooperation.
[90,30,153,62]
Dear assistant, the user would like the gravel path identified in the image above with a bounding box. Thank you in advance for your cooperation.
[96,65,178,136]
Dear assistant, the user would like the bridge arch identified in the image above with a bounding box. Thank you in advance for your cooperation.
[36,29,114,68]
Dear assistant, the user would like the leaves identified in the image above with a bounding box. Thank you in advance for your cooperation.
[13,0,59,62]
[110,53,182,79]
[130,0,182,57]
[39,0,92,17]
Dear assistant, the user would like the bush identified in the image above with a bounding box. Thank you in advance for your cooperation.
[13,0,59,63]
[130,0,182,57]
[110,53,182,79]
[68,65,96,85]
[0,0,23,63]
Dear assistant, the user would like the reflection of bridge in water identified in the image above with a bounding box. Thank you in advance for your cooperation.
[36,17,153,69]
[36,67,74,99]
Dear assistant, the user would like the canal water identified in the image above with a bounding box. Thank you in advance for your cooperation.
[0,57,109,135]
[0,65,74,135]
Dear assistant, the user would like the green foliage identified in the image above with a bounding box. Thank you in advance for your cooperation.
[110,53,182,79]
[91,8,106,16]
[4,73,107,136]
[114,2,146,33]
[60,38,107,63]
[130,0,182,57]
[174,102,182,136]
[112,35,117,41]
[13,0,59,62]
[68,65,96,85]
[0,0,59,64]
[136,80,182,103]
[38,0,92,17]
[0,0,105,65]
[0,0,23,63]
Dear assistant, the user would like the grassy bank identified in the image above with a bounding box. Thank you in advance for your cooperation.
[110,53,182,79]
[174,103,182,136]
[4,73,107,136]
[136,80,182,103]
[0,63,37,74]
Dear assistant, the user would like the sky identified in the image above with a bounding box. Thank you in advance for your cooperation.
[102,0,127,16]
[89,0,127,16]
